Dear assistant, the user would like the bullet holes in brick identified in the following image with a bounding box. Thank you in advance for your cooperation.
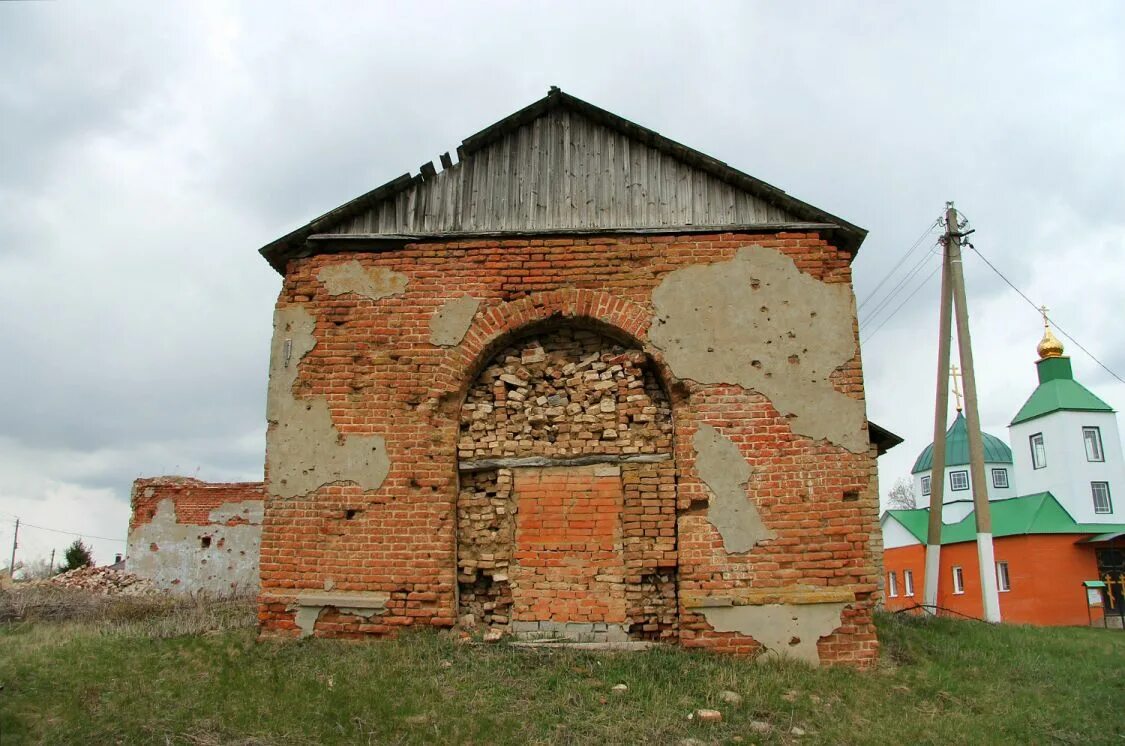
[345,509,358,520]
[842,490,859,502]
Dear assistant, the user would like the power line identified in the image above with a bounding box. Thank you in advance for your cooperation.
[860,248,940,330]
[861,261,943,345]
[3,518,125,544]
[967,244,1125,386]
[857,219,941,312]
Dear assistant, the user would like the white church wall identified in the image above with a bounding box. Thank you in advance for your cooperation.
[913,463,1016,505]
[1010,410,1124,523]
[881,516,922,549]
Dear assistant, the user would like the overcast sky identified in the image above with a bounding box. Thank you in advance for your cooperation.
[2,2,1123,569]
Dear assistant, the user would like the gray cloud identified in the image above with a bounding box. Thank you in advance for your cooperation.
[1,1,1123,565]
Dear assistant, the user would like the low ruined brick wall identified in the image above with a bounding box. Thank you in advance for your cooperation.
[127,477,264,595]
[258,232,880,667]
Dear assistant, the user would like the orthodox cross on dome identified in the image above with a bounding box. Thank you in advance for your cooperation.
[950,364,964,412]
[1036,305,1065,359]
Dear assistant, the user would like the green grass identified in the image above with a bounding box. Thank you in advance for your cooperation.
[1,607,1122,745]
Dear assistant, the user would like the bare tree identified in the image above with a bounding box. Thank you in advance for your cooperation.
[20,557,57,580]
[886,477,917,510]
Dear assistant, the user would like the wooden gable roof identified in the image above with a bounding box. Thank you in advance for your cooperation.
[260,87,866,273]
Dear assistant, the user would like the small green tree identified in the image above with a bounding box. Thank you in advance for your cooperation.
[59,539,94,572]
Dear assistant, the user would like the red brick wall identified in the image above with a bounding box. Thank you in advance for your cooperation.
[258,232,878,666]
[130,477,265,530]
[511,466,626,624]
[128,477,265,594]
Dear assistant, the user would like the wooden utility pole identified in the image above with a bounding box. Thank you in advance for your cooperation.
[7,518,18,578]
[946,204,1002,622]
[49,548,56,575]
[923,205,956,612]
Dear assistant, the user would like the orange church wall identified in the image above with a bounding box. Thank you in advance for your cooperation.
[882,534,1105,626]
[882,545,925,611]
[992,535,1104,626]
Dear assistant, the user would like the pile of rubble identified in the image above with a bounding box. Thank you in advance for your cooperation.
[459,328,673,461]
[456,469,516,629]
[34,566,158,596]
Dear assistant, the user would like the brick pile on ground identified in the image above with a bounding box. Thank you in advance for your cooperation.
[459,329,673,461]
[36,566,158,596]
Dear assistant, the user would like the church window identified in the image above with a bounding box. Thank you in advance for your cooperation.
[996,561,1011,592]
[1084,427,1104,462]
[952,566,965,594]
[887,571,898,597]
[950,470,969,491]
[903,569,915,597]
[921,475,931,496]
[1030,433,1046,469]
[991,468,1009,489]
[1092,482,1113,514]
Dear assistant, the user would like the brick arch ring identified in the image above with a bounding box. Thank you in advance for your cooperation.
[433,288,682,407]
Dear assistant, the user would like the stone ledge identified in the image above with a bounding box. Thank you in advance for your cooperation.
[681,587,856,609]
[292,591,390,609]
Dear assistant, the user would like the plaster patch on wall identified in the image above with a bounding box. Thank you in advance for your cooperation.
[430,295,481,346]
[701,602,848,665]
[290,591,390,638]
[650,246,866,452]
[265,305,390,499]
[266,305,317,419]
[210,501,264,525]
[693,424,776,553]
[126,499,261,595]
[268,399,390,498]
[293,606,324,638]
[317,261,408,299]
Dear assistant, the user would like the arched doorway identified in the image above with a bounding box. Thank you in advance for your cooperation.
[456,324,678,642]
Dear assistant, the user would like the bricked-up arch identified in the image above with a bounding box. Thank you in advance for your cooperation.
[456,325,679,642]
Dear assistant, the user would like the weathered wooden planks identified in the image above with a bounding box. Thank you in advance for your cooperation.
[330,108,800,236]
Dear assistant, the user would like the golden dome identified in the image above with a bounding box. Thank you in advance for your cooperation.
[1037,307,1065,359]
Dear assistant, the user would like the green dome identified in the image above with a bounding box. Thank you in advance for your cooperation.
[911,413,1013,474]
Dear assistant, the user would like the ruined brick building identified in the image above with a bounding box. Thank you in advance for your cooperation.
[129,88,901,667]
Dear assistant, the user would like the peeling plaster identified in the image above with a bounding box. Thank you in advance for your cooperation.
[291,591,389,638]
[650,246,866,452]
[429,295,481,346]
[693,424,775,553]
[265,305,390,499]
[701,602,848,665]
[210,501,264,524]
[293,606,324,638]
[125,499,261,595]
[317,261,408,299]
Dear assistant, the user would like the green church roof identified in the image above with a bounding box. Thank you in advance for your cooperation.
[910,412,1013,474]
[884,492,1125,546]
[1010,357,1113,425]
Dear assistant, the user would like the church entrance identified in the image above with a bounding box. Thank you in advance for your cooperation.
[455,325,678,642]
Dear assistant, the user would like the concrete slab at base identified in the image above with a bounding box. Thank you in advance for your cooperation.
[511,619,630,643]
